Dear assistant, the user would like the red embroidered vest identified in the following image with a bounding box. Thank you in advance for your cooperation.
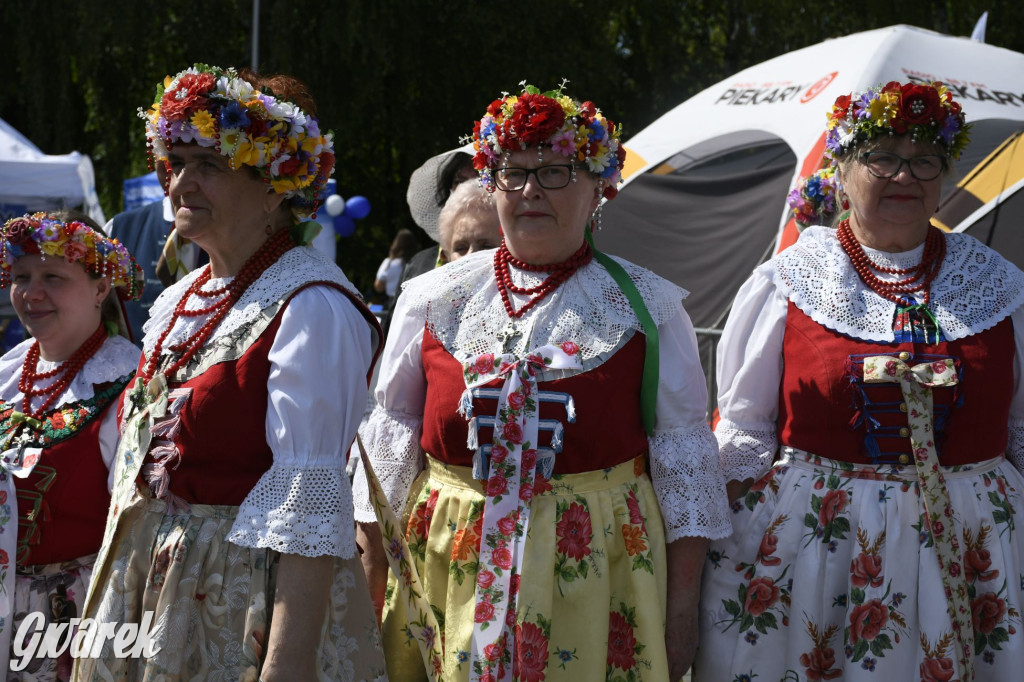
[420,329,649,473]
[144,283,381,506]
[15,412,112,566]
[778,302,1014,465]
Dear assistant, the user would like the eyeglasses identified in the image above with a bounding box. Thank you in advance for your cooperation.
[494,164,574,191]
[859,151,946,181]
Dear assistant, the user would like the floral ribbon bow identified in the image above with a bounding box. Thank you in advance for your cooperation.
[863,355,973,682]
[459,343,582,682]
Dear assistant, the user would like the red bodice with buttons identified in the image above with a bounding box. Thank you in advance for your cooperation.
[420,328,649,473]
[778,302,1014,465]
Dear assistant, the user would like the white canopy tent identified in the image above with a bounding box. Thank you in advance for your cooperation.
[597,24,1024,334]
[0,117,105,225]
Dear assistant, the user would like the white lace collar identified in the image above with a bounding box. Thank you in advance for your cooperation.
[401,248,687,363]
[142,246,361,352]
[0,335,140,409]
[769,226,1024,342]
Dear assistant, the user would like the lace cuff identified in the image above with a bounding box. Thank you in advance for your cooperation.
[351,405,424,523]
[227,464,356,559]
[716,419,778,483]
[649,423,731,542]
[1008,419,1024,473]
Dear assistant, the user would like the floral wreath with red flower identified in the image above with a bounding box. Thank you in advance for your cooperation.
[825,81,970,161]
[142,63,335,221]
[0,213,144,301]
[467,80,626,200]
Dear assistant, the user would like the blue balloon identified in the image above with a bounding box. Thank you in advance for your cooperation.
[344,195,371,220]
[333,214,356,237]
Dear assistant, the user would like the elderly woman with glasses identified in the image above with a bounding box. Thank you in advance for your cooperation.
[353,84,730,682]
[697,82,1024,681]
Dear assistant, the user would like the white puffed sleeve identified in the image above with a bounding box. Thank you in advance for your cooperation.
[351,292,428,522]
[648,304,731,542]
[715,267,789,483]
[1006,305,1024,472]
[227,286,375,559]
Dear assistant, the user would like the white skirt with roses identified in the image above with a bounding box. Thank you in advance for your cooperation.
[695,447,1024,682]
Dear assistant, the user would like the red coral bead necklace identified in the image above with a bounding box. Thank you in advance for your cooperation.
[18,322,107,421]
[837,218,946,305]
[494,240,592,318]
[140,228,295,383]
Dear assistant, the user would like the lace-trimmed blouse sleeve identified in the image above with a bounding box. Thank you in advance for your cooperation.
[715,266,789,484]
[351,291,427,523]
[227,285,375,559]
[650,304,732,542]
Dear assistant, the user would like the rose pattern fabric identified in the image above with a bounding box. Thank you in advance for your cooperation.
[381,457,669,681]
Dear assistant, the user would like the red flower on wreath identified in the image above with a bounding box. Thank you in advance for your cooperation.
[515,622,549,682]
[555,502,592,561]
[509,94,566,147]
[607,611,637,670]
[160,72,216,121]
[900,83,943,124]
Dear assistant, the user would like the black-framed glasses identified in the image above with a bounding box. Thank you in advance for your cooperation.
[860,151,946,181]
[494,164,575,191]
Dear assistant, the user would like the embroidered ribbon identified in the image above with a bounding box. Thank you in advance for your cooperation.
[459,343,582,682]
[357,435,444,681]
[894,300,943,345]
[863,355,973,681]
[0,443,44,674]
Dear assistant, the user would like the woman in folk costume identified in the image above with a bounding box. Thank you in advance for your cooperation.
[354,83,730,681]
[0,211,143,680]
[73,64,387,682]
[696,81,1024,681]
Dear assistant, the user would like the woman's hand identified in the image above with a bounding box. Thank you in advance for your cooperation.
[356,521,388,624]
[665,536,708,680]
[260,553,333,682]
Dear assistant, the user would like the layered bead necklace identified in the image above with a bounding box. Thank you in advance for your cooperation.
[837,218,946,305]
[140,228,295,384]
[18,322,107,422]
[494,240,593,318]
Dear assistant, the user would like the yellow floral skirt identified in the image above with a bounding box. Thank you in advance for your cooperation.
[72,496,386,682]
[383,455,668,681]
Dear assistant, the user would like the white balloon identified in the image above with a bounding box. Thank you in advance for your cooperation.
[325,193,346,216]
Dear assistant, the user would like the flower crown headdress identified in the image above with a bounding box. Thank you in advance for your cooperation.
[787,166,839,229]
[142,63,335,221]
[825,81,970,161]
[0,213,145,301]
[468,81,626,199]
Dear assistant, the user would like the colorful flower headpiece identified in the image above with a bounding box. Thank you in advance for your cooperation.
[468,82,626,199]
[787,166,839,228]
[825,81,970,161]
[142,63,335,221]
[0,213,145,301]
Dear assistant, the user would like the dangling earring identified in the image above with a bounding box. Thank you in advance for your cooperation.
[841,194,850,211]
[591,204,603,231]
[264,208,274,236]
